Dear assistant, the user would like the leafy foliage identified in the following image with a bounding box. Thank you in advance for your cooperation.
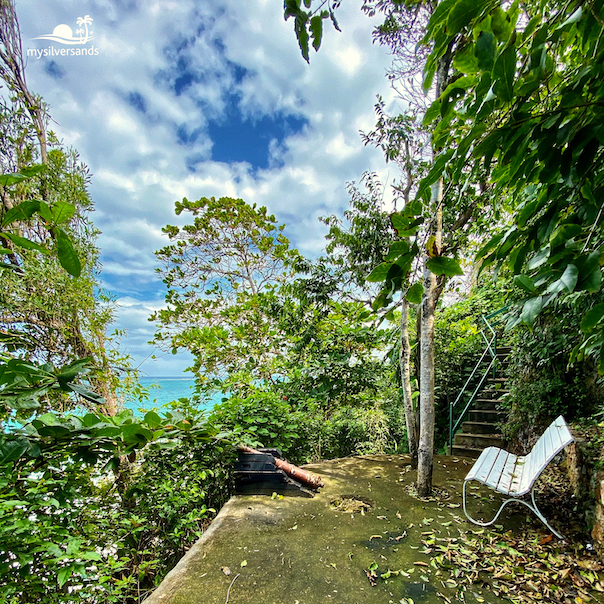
[420,0,604,368]
[502,296,604,444]
[153,197,299,394]
[0,406,231,602]
[283,0,341,62]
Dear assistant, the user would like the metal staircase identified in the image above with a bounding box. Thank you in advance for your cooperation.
[448,309,510,458]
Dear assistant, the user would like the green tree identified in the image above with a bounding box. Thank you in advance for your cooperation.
[285,0,500,494]
[0,0,130,415]
[419,0,604,368]
[153,196,300,394]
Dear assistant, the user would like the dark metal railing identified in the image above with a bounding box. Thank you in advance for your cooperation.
[448,307,508,454]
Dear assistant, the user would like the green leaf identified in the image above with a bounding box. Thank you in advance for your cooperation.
[475,31,496,71]
[520,296,543,325]
[385,240,410,260]
[54,228,82,277]
[546,264,578,294]
[68,382,105,405]
[1,231,48,253]
[0,438,30,465]
[581,303,604,333]
[295,12,310,62]
[0,173,29,187]
[367,262,392,283]
[453,43,479,73]
[446,0,483,36]
[492,45,516,102]
[405,282,424,304]
[426,256,463,277]
[37,425,71,438]
[1,200,41,226]
[559,6,583,28]
[57,566,73,588]
[309,15,323,51]
[144,410,162,429]
[423,100,442,126]
[372,288,392,310]
[417,150,454,200]
[51,201,76,225]
[576,251,603,293]
[513,274,536,293]
[56,358,92,383]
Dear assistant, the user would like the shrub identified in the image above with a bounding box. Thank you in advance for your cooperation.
[502,301,604,446]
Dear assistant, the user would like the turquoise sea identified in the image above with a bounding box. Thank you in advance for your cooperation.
[122,376,223,415]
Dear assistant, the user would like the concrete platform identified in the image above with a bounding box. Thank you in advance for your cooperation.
[144,455,513,604]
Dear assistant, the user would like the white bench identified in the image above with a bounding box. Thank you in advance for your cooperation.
[463,415,574,538]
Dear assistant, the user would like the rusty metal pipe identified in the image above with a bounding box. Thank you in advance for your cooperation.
[239,445,324,489]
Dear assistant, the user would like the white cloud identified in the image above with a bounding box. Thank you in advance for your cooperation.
[16,0,398,375]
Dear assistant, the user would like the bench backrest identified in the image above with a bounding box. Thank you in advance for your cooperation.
[518,415,574,494]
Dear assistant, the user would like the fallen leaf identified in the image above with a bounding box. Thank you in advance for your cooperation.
[240,560,247,567]
[414,561,429,567]
[370,535,383,540]
[364,569,377,586]
[577,560,602,571]
[539,534,553,545]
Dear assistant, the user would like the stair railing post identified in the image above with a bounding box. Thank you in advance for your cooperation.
[492,332,497,380]
[449,400,453,455]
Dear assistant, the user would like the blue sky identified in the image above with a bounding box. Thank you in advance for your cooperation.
[15,0,399,376]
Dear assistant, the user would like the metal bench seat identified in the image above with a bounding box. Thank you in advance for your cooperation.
[462,415,574,538]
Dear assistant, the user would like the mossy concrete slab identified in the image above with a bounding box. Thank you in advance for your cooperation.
[145,455,514,604]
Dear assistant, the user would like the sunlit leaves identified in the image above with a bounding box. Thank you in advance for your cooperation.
[426,256,464,277]
[154,196,299,390]
[53,227,82,277]
[418,0,604,359]
[405,282,424,304]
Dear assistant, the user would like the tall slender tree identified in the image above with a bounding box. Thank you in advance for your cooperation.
[0,0,126,415]
[284,0,493,494]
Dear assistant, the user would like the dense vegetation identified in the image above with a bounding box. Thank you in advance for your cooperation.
[1,0,603,601]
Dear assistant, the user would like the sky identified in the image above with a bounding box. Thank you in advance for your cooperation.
[15,0,400,376]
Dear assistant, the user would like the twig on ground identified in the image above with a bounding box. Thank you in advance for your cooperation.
[225,572,240,604]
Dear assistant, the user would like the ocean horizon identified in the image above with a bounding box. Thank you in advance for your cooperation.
[122,376,223,415]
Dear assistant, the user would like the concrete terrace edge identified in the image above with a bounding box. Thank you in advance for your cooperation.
[143,496,241,603]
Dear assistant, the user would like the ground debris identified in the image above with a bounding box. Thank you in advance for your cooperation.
[329,495,374,514]
[403,483,451,503]
[430,526,604,604]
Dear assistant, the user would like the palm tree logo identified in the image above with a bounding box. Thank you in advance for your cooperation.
[75,16,93,43]
[34,16,94,45]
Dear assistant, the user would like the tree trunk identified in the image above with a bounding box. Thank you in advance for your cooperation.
[399,297,418,467]
[417,179,443,497]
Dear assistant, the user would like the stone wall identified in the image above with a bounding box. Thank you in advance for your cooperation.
[566,436,604,558]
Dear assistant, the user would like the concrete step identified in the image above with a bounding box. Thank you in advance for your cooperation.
[487,377,507,385]
[473,398,501,410]
[450,445,484,459]
[479,389,509,400]
[461,421,501,435]
[468,409,506,423]
[453,432,505,449]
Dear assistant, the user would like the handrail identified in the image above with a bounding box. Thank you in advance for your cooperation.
[448,309,506,454]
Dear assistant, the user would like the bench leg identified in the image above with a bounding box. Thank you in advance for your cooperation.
[463,481,564,539]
